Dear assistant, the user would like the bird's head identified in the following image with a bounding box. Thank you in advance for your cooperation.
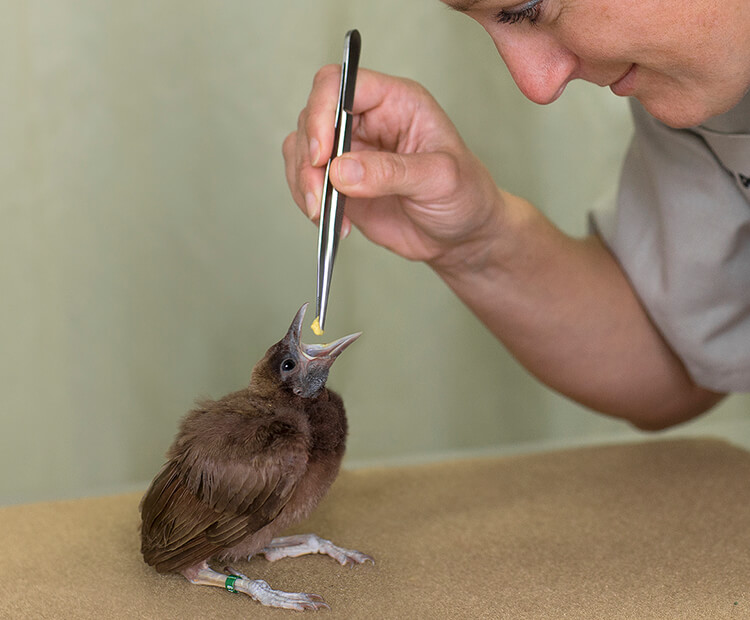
[252,303,361,399]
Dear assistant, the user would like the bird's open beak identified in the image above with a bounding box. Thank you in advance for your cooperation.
[286,303,361,364]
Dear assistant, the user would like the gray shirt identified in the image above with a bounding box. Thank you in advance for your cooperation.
[591,93,750,393]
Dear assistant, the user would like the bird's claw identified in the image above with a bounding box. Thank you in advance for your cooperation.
[244,579,330,611]
[340,550,375,567]
[262,533,375,568]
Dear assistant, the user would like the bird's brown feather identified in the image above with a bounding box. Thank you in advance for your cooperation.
[140,382,347,573]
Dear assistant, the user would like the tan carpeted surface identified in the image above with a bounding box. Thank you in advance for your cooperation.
[2,438,749,619]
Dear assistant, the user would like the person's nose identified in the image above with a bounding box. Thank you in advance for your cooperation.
[490,28,578,105]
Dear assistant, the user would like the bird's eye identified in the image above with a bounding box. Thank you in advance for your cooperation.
[280,359,296,373]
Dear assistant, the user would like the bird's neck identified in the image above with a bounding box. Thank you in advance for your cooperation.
[248,380,328,408]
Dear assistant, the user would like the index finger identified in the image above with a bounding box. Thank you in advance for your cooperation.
[305,64,342,167]
[304,65,409,166]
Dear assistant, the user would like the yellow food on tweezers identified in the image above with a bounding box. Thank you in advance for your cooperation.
[311,316,324,336]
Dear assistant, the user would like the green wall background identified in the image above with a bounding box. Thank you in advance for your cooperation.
[2,0,748,505]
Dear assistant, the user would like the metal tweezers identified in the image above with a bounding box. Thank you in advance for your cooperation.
[315,29,361,333]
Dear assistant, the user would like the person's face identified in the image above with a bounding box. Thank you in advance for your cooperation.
[442,0,750,128]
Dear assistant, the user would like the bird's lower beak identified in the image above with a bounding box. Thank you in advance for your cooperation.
[302,332,362,363]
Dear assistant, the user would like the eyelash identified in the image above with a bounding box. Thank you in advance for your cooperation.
[495,0,543,25]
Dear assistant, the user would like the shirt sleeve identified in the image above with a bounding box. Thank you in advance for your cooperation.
[590,99,750,393]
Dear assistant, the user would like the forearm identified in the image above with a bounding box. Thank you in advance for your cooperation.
[431,190,724,428]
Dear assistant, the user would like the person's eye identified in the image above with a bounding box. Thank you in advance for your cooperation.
[495,0,544,25]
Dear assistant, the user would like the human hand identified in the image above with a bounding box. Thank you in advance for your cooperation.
[283,66,505,271]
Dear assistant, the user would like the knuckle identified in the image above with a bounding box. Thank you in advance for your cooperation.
[396,76,434,108]
[402,76,426,96]
[296,107,307,128]
[282,131,296,155]
[436,153,462,192]
[312,64,340,89]
[383,155,409,187]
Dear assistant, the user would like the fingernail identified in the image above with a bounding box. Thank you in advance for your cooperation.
[309,138,320,166]
[305,192,318,218]
[336,156,363,185]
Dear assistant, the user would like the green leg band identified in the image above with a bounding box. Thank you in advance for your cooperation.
[225,574,240,593]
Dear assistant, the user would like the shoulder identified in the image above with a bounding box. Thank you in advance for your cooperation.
[593,97,750,392]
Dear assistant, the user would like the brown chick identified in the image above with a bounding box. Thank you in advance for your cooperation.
[139,303,372,611]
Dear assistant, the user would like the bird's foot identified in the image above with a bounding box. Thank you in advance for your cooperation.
[240,578,329,611]
[262,533,375,567]
[180,562,329,611]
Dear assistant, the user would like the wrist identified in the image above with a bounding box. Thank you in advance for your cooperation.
[427,188,530,282]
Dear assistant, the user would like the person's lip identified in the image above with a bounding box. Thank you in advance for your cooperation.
[550,81,569,103]
[610,64,637,96]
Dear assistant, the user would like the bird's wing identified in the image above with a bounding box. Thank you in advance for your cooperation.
[140,417,309,573]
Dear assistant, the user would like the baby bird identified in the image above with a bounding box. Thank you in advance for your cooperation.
[139,303,372,610]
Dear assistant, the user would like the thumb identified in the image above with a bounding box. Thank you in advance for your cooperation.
[330,151,460,203]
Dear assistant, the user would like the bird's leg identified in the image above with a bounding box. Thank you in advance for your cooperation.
[262,533,374,566]
[180,561,329,611]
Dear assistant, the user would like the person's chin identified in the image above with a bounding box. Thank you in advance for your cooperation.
[637,75,750,128]
[639,94,714,129]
